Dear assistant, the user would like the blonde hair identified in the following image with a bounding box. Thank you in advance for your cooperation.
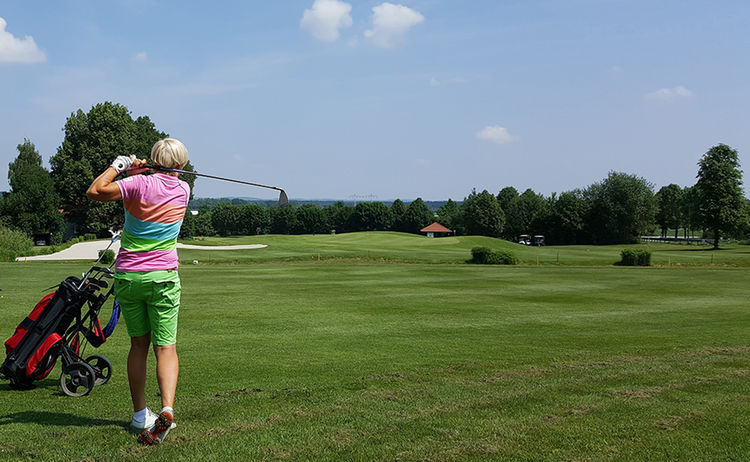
[151,138,188,169]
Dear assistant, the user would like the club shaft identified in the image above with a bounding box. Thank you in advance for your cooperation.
[144,164,284,192]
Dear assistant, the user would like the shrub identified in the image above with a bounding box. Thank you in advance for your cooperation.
[84,233,97,241]
[98,249,115,265]
[470,246,518,265]
[618,249,651,266]
[0,226,33,261]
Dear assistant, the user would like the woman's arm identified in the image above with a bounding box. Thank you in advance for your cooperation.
[87,157,148,202]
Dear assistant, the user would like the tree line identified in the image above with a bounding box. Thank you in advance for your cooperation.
[1,102,748,248]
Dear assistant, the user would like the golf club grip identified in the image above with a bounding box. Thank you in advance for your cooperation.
[143,164,284,192]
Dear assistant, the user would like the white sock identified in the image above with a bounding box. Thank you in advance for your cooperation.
[133,407,148,421]
[161,406,174,416]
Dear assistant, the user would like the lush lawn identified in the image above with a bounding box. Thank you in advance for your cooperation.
[177,232,750,267]
[0,235,748,461]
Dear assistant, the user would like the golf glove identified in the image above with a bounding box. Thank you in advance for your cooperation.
[110,155,136,173]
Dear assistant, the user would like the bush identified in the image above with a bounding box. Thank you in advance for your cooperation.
[469,246,518,265]
[98,249,115,265]
[618,249,651,266]
[0,226,33,261]
[84,233,97,241]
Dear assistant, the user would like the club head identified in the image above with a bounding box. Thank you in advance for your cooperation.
[279,190,289,207]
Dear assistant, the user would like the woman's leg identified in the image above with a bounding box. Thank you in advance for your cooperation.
[154,344,179,409]
[128,333,151,412]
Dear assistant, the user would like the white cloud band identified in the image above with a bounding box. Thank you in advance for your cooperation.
[645,85,694,101]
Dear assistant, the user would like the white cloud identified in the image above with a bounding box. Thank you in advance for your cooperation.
[0,17,46,63]
[300,0,353,42]
[476,125,514,145]
[132,51,148,62]
[645,85,694,101]
[364,3,424,48]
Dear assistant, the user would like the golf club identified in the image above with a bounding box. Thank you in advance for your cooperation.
[143,164,289,207]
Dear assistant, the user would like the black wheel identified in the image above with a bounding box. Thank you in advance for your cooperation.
[84,354,112,385]
[60,361,96,397]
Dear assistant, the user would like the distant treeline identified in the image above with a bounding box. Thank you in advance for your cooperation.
[189,197,449,211]
[182,144,750,248]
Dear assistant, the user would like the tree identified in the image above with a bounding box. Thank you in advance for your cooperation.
[584,172,656,244]
[0,140,64,241]
[655,184,683,238]
[436,199,460,231]
[49,102,196,236]
[350,202,393,231]
[496,186,518,213]
[503,188,548,241]
[680,186,701,240]
[402,198,434,233]
[294,204,328,234]
[270,206,297,234]
[194,207,216,236]
[390,199,408,232]
[546,190,589,245]
[460,189,504,237]
[240,204,270,235]
[695,144,746,249]
[211,203,243,236]
[324,201,354,233]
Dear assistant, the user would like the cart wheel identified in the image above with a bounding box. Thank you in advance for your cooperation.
[60,361,96,397]
[85,354,112,386]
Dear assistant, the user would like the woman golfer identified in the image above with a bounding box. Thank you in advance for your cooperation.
[87,138,190,445]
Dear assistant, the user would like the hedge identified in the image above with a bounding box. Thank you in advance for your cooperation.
[469,247,518,265]
[617,248,651,266]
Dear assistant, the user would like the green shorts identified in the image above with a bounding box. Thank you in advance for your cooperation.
[113,270,181,346]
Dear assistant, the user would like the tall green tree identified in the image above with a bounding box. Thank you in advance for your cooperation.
[546,190,589,245]
[211,203,243,236]
[350,202,393,231]
[324,201,354,233]
[496,186,518,213]
[503,188,548,241]
[436,199,460,231]
[270,205,297,234]
[49,102,195,236]
[294,204,328,234]
[655,184,683,238]
[680,185,701,239]
[695,144,746,248]
[0,140,64,241]
[460,189,504,237]
[390,199,408,232]
[240,203,270,235]
[402,198,434,233]
[584,172,656,244]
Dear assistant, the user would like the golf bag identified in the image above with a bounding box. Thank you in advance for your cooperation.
[1,256,121,397]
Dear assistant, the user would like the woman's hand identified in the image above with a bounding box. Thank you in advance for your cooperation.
[126,157,150,176]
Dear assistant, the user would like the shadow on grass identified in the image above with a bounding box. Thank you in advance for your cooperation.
[0,410,126,428]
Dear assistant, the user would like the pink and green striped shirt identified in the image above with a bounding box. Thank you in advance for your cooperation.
[115,173,190,272]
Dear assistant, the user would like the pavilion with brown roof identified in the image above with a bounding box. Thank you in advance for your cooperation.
[420,222,452,238]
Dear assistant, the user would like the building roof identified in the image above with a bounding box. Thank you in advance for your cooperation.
[420,222,452,233]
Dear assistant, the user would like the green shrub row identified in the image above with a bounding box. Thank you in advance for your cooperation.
[0,226,33,261]
[469,247,518,265]
[617,249,651,266]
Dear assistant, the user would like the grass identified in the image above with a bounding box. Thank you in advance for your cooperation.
[178,232,750,267]
[0,233,748,461]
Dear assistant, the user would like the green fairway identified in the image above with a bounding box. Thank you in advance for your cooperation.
[0,235,748,461]
[176,232,750,267]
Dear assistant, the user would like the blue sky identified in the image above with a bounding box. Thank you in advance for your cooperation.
[1,0,748,201]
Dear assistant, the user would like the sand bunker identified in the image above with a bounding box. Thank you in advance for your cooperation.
[17,241,267,261]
